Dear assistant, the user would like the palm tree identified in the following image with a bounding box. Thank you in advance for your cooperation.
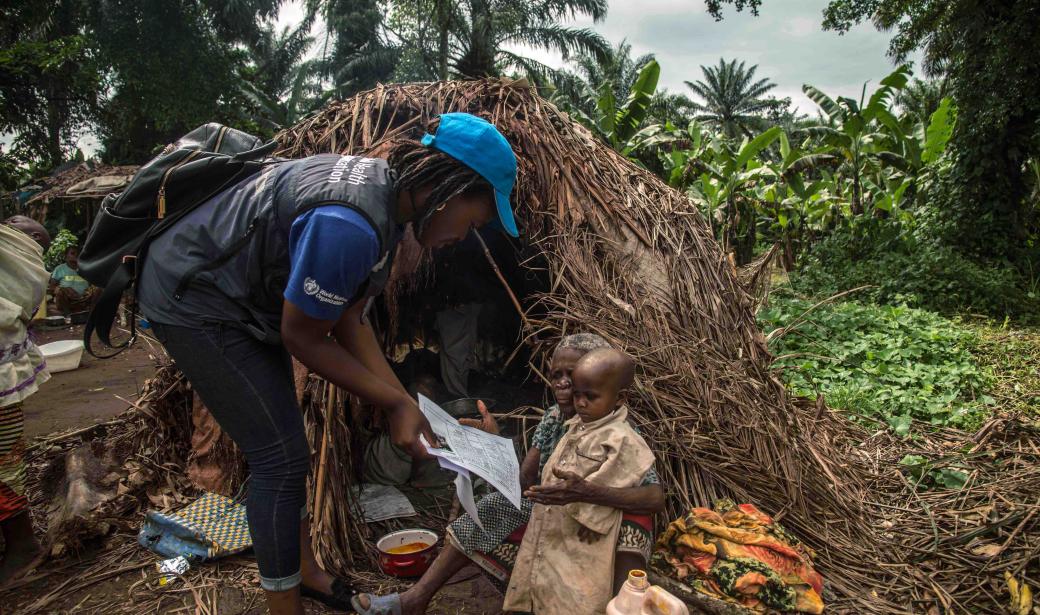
[385,0,610,81]
[553,40,697,127]
[685,58,779,139]
[895,77,949,125]
[240,20,324,130]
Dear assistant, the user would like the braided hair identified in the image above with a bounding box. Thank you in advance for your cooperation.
[387,118,493,230]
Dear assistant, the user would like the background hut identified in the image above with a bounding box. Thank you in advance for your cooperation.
[21,162,137,235]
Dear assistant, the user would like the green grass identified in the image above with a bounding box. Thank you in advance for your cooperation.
[758,293,995,435]
[964,320,1040,417]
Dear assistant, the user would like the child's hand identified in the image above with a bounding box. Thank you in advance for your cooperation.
[524,468,596,505]
[577,526,604,544]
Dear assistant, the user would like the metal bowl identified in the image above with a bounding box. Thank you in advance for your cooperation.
[439,398,496,419]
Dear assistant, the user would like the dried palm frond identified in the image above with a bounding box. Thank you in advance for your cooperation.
[274,79,1039,614]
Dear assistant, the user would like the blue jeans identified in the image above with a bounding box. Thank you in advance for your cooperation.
[151,322,310,591]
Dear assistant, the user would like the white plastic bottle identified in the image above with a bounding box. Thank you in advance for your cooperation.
[642,585,690,615]
[606,570,690,615]
[606,570,650,615]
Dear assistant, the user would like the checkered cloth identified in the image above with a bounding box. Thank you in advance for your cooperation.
[139,492,252,562]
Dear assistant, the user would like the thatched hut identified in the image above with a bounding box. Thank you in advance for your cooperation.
[21,162,137,235]
[55,79,1034,615]
[273,79,894,612]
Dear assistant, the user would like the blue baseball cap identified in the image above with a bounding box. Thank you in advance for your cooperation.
[421,112,519,237]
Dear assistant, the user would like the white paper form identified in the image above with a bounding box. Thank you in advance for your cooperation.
[419,435,484,530]
[417,394,523,519]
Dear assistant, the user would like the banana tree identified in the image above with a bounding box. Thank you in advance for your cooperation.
[801,65,911,216]
[873,96,957,210]
[570,59,660,153]
[753,131,840,268]
[685,125,783,264]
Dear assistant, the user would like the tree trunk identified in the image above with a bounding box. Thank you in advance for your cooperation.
[45,83,64,168]
[436,0,450,80]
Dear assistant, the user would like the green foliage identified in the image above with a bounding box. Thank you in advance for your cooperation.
[969,323,1040,417]
[791,225,1039,321]
[93,0,264,162]
[822,0,1040,262]
[685,58,779,139]
[0,2,101,168]
[239,20,325,133]
[317,0,399,98]
[386,0,609,81]
[550,40,696,132]
[898,455,969,491]
[44,229,79,270]
[633,65,958,268]
[759,294,994,435]
[601,60,659,152]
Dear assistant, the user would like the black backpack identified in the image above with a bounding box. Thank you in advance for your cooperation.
[78,123,277,357]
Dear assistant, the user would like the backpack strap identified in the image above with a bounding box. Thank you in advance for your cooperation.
[83,257,137,358]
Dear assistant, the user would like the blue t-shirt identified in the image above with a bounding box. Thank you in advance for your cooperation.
[284,205,381,321]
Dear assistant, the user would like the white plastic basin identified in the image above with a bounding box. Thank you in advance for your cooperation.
[39,339,85,373]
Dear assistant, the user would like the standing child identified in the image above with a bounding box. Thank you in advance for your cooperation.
[504,348,655,614]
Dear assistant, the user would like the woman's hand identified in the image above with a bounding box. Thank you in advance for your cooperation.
[458,400,499,435]
[388,397,438,460]
[523,468,597,505]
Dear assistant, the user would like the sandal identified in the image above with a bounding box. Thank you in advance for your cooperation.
[352,592,403,615]
[301,578,359,612]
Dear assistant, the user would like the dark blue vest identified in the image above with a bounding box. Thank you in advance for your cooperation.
[148,154,401,342]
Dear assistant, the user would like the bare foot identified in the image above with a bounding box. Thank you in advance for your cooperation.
[300,562,335,595]
[354,588,428,615]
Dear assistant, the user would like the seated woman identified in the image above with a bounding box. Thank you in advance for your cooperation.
[49,246,98,317]
[354,333,666,615]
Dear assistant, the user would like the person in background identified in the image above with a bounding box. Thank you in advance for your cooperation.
[0,216,51,587]
[49,245,99,318]
[354,333,666,615]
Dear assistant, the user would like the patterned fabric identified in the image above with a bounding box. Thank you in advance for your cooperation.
[656,500,825,614]
[530,405,566,475]
[617,514,654,560]
[139,492,252,562]
[0,224,50,408]
[0,402,28,522]
[448,491,534,554]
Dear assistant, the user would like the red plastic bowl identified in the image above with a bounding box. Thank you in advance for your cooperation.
[376,529,439,577]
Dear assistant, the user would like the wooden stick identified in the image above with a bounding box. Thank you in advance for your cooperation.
[313,383,335,530]
[26,416,125,453]
[472,230,529,329]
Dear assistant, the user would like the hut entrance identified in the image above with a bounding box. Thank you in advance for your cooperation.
[379,227,547,421]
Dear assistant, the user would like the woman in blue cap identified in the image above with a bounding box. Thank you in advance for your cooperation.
[136,113,518,615]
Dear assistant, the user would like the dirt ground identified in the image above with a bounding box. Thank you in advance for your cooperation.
[5,542,504,614]
[8,325,506,614]
[22,324,161,438]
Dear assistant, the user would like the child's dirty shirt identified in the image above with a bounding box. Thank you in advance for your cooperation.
[503,406,654,614]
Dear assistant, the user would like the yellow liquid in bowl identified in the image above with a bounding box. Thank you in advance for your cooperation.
[385,541,430,554]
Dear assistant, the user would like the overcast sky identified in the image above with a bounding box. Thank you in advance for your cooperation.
[46,1,909,154]
[280,0,917,115]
